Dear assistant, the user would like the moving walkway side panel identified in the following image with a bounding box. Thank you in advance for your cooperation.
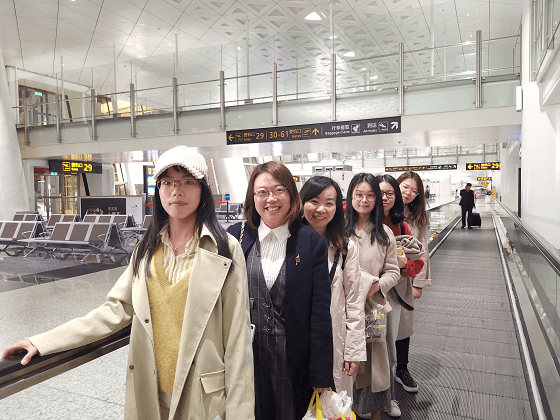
[494,205,560,419]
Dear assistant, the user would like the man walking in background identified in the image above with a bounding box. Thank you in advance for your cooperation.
[459,183,476,229]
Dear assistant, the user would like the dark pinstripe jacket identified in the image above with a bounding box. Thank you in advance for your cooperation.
[227,220,334,407]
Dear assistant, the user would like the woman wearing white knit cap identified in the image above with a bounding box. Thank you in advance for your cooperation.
[2,146,255,420]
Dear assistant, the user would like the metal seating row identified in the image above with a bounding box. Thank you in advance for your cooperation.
[20,222,125,262]
[215,203,242,220]
[0,213,148,262]
[0,221,44,256]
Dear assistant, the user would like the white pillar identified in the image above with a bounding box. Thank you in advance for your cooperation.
[213,157,249,203]
[0,51,30,219]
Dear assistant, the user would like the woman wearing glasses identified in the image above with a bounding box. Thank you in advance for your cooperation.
[346,173,400,420]
[379,174,425,417]
[227,162,333,420]
[394,171,431,395]
[2,146,254,420]
[299,176,366,397]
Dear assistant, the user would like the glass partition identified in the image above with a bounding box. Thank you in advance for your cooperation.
[497,203,560,370]
[13,34,522,146]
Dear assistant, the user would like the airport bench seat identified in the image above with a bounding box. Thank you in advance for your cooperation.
[215,203,242,219]
[119,215,153,245]
[21,222,125,262]
[0,221,44,256]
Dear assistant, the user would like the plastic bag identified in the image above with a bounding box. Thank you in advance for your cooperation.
[302,390,356,420]
[365,307,386,343]
[321,390,354,420]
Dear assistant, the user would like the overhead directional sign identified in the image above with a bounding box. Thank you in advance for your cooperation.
[227,116,401,145]
[477,177,492,181]
[385,164,457,172]
[49,159,102,174]
[466,162,501,170]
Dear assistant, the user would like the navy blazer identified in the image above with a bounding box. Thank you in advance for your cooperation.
[227,220,334,399]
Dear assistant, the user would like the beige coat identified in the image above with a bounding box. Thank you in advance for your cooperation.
[328,239,366,395]
[398,213,431,340]
[353,223,400,393]
[29,226,255,420]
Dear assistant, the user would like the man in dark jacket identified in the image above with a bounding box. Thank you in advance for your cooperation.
[459,183,476,229]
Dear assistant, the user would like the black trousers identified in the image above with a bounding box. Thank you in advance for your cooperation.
[396,337,410,371]
[461,206,473,227]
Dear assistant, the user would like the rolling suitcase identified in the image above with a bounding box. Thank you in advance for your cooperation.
[470,212,481,227]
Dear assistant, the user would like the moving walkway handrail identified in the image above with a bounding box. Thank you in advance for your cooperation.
[497,200,560,277]
[0,326,130,399]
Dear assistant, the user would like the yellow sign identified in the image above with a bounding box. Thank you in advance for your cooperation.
[466,162,501,170]
[492,188,496,200]
[293,176,300,182]
[477,177,492,181]
[481,182,489,188]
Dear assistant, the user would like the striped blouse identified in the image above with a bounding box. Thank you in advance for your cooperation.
[159,225,199,285]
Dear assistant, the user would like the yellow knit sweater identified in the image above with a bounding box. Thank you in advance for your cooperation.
[146,247,192,393]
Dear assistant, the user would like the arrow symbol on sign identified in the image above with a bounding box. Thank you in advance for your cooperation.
[228,134,234,141]
[391,122,399,130]
[312,128,319,135]
[468,164,473,169]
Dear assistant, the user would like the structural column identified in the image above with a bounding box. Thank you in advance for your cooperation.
[0,51,30,218]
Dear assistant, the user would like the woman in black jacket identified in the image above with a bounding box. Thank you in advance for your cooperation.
[228,161,333,420]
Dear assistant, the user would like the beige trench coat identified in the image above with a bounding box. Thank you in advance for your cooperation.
[352,223,400,393]
[29,226,255,420]
[328,240,366,395]
[397,213,431,340]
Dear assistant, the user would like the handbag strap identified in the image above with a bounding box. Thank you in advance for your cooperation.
[330,251,340,283]
[238,221,245,244]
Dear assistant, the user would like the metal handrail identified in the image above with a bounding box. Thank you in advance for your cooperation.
[497,200,560,277]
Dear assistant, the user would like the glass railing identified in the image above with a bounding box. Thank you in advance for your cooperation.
[496,201,560,367]
[35,196,79,220]
[494,200,560,418]
[14,34,520,146]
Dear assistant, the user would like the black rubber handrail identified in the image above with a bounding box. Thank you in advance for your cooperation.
[497,200,560,277]
[0,325,130,399]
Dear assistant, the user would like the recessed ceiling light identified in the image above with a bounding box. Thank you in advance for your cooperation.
[305,12,322,21]
[328,35,338,40]
[360,67,366,71]
[344,51,355,57]
[169,43,172,46]
[370,75,378,80]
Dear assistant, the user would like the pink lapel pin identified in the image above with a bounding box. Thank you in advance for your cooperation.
[295,254,300,265]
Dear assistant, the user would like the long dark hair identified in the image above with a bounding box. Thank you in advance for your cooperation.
[132,166,231,277]
[345,173,388,246]
[397,171,429,229]
[378,174,405,225]
[244,161,301,230]
[300,176,347,255]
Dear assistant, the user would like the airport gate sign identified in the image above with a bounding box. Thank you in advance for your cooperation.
[227,116,401,145]
[466,162,501,170]
[385,164,457,172]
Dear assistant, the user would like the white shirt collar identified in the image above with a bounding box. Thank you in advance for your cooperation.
[258,221,290,243]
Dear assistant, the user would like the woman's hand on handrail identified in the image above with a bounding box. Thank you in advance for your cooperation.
[1,339,38,365]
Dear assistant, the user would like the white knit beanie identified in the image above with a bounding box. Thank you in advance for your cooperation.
[153,146,208,180]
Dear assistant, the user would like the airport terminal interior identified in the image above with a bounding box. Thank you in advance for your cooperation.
[1,0,560,419]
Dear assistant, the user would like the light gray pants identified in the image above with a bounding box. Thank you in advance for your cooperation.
[386,288,402,399]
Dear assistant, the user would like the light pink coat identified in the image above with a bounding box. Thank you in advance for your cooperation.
[328,239,366,395]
